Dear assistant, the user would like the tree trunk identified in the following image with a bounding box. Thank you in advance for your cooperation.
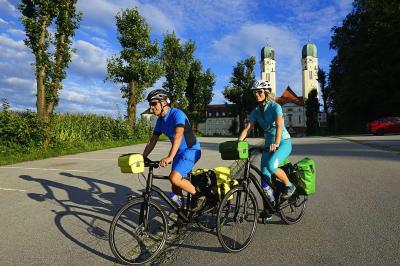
[36,67,46,122]
[36,16,51,147]
[127,80,137,129]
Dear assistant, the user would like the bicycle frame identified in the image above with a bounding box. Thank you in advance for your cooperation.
[241,150,279,212]
[138,163,191,227]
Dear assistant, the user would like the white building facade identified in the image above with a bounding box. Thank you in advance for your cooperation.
[197,104,239,136]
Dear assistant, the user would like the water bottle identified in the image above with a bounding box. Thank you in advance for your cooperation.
[169,192,183,208]
[263,184,275,204]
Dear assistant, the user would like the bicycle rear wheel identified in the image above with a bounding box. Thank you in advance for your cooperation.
[196,203,218,232]
[279,194,307,225]
[216,187,258,253]
[109,198,168,265]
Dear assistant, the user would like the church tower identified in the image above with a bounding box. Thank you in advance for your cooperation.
[261,43,276,96]
[301,42,318,100]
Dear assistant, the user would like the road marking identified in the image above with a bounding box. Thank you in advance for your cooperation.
[0,187,27,192]
[94,152,163,155]
[0,166,96,173]
[54,158,115,161]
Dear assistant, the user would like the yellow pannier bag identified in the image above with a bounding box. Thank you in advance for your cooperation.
[118,153,145,174]
[214,167,238,200]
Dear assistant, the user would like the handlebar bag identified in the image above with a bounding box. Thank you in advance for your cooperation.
[219,140,249,160]
[118,153,145,173]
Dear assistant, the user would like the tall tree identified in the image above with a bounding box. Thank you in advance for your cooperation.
[185,60,215,130]
[329,0,400,130]
[223,56,256,130]
[161,33,195,109]
[317,67,329,114]
[305,89,320,135]
[107,8,162,128]
[19,0,81,146]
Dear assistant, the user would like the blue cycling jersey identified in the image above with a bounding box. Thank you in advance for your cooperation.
[248,102,291,145]
[153,107,200,153]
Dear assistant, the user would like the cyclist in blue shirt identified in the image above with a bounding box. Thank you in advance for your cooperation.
[143,89,205,211]
[238,80,296,199]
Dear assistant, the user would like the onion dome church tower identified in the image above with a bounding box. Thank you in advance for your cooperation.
[301,42,319,100]
[260,43,276,96]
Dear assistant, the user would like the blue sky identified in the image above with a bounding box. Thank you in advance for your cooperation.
[0,0,353,117]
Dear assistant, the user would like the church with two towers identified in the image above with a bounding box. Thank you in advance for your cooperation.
[189,41,322,136]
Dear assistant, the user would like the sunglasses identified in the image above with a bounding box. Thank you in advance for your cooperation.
[149,101,159,106]
[253,90,264,96]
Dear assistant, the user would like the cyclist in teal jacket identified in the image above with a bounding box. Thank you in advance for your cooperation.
[238,80,296,199]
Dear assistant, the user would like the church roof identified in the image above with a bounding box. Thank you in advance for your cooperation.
[275,86,304,106]
[302,42,317,58]
[261,45,275,60]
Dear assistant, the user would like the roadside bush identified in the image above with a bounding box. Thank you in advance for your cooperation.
[0,107,43,147]
[0,108,152,148]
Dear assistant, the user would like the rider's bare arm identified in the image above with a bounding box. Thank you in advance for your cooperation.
[143,134,159,158]
[238,121,254,141]
[274,115,283,146]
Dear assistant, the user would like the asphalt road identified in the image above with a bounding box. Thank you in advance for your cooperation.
[168,135,400,266]
[0,137,257,265]
[0,136,399,265]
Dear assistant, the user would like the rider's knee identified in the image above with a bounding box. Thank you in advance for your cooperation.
[169,171,183,186]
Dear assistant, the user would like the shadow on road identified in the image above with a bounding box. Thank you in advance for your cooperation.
[19,172,141,263]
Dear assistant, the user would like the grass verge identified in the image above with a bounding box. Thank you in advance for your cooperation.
[0,135,169,166]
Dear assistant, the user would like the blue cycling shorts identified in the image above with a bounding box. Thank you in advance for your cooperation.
[261,138,292,183]
[172,148,201,178]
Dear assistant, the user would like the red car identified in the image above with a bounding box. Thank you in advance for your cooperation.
[367,117,400,135]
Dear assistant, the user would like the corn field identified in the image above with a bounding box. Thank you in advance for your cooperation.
[0,107,153,148]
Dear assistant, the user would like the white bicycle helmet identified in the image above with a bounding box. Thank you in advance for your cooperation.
[252,80,272,92]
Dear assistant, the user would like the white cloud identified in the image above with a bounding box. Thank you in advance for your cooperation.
[212,23,303,95]
[267,0,353,41]
[69,39,110,79]
[140,4,178,34]
[58,81,124,116]
[6,28,25,38]
[0,0,16,15]
[77,0,178,37]
[0,17,8,26]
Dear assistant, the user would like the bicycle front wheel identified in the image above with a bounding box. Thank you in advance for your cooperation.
[216,187,258,253]
[109,198,168,265]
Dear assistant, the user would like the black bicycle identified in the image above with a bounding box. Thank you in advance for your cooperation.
[216,146,308,253]
[109,157,218,265]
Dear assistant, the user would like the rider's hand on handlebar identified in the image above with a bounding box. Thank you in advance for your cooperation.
[159,156,173,168]
[269,143,279,152]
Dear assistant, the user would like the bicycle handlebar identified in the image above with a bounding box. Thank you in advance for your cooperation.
[144,157,160,168]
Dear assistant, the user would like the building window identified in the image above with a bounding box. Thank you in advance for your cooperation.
[222,112,225,116]
[287,108,293,112]
[208,113,212,117]
[309,70,313,79]
[266,73,270,82]
[299,116,301,123]
[288,114,292,122]
[216,112,219,117]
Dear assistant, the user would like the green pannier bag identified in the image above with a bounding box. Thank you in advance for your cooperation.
[218,140,249,160]
[294,157,316,195]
